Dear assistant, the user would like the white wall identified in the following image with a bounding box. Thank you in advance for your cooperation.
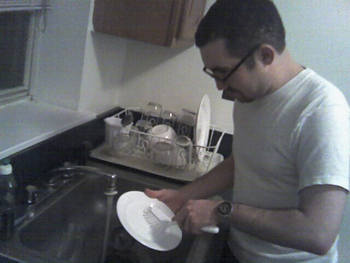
[33,0,91,110]
[118,37,233,133]
[275,0,350,101]
[78,0,127,115]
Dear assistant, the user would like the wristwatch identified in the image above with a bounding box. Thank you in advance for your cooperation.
[217,201,234,225]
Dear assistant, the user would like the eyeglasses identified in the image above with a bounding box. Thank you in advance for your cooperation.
[203,45,260,83]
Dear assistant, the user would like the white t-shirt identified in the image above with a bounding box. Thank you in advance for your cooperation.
[229,68,350,263]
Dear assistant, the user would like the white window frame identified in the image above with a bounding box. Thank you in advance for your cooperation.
[0,0,49,105]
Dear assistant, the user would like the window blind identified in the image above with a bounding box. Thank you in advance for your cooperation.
[0,0,49,12]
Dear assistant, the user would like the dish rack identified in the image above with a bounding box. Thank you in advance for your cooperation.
[90,108,226,182]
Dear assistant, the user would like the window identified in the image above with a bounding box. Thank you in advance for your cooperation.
[0,0,49,105]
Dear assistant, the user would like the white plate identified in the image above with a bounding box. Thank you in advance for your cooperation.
[116,191,182,251]
[195,95,211,161]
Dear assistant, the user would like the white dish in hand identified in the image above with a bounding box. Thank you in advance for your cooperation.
[116,191,182,251]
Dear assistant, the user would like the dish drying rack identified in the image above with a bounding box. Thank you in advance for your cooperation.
[90,108,226,182]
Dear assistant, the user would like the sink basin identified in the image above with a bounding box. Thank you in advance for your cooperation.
[0,162,227,263]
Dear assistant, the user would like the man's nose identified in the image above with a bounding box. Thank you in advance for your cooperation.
[215,79,228,91]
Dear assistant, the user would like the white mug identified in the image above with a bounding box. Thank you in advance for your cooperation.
[149,124,176,149]
[105,116,132,149]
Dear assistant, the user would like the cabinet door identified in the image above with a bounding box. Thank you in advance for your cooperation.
[176,0,207,41]
[93,0,206,48]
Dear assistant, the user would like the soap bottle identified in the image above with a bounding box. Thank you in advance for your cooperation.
[0,158,17,240]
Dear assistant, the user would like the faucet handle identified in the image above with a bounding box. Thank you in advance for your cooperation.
[25,185,38,205]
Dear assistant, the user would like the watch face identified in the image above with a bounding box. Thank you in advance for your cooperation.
[218,201,233,216]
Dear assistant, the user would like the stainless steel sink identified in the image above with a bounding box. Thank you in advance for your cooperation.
[0,161,226,263]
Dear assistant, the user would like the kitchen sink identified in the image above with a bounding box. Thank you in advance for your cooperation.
[0,161,227,263]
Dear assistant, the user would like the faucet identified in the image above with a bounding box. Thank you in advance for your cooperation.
[70,165,118,195]
[48,164,118,195]
[73,165,118,195]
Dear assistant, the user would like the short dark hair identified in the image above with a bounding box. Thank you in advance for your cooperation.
[195,0,286,57]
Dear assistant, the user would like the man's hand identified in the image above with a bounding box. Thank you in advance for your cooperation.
[144,156,235,234]
[144,188,186,214]
[145,188,223,234]
[173,199,222,234]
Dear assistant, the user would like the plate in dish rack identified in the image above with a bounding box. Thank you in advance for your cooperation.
[195,94,211,161]
[116,191,182,251]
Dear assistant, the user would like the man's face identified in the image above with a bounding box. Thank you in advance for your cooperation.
[200,39,270,103]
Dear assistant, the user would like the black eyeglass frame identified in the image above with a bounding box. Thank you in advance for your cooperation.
[203,44,261,83]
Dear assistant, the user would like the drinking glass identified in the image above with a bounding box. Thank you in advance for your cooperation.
[150,142,174,168]
[173,135,193,169]
[161,110,177,128]
[143,102,162,126]
[177,109,196,137]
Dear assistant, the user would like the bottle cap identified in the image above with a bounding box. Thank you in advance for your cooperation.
[0,159,12,175]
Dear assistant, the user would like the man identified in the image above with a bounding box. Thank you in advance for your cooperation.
[146,0,349,262]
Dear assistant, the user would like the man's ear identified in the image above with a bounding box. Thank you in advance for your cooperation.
[257,45,274,66]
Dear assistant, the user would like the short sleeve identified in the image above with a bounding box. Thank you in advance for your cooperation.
[295,105,350,191]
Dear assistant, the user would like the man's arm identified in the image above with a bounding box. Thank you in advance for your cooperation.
[175,184,347,255]
[229,184,348,255]
[145,154,234,212]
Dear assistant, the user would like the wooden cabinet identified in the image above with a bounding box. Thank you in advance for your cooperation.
[93,0,207,48]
